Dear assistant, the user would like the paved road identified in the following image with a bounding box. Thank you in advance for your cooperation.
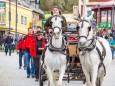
[0,52,115,86]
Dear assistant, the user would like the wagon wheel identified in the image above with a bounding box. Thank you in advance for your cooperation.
[67,66,70,83]
[39,59,45,86]
[66,48,70,83]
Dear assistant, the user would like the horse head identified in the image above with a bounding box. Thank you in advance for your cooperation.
[76,16,94,47]
[50,15,63,39]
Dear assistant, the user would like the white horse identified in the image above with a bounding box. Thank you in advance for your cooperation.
[44,15,67,86]
[76,17,112,86]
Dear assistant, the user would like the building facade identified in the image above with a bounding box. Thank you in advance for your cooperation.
[79,0,115,28]
[79,0,114,16]
[0,0,44,37]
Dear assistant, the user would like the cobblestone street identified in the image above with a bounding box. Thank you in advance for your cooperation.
[0,52,115,86]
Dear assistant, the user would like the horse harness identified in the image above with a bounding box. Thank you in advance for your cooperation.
[77,19,91,41]
[77,19,106,76]
[48,35,67,55]
[79,36,106,76]
[49,15,64,27]
[96,38,106,76]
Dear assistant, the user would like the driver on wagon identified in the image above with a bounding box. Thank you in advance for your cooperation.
[44,6,67,33]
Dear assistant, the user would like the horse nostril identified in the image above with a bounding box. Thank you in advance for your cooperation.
[79,41,82,45]
[79,41,85,46]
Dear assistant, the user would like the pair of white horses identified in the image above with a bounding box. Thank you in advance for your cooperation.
[44,15,112,86]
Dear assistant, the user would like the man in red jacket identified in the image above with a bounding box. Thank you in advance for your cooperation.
[16,34,26,69]
[24,27,36,78]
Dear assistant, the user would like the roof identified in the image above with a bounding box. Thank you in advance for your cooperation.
[92,5,115,10]
[89,0,112,2]
[18,0,44,14]
[30,6,44,14]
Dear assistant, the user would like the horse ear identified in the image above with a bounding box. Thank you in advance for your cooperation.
[73,12,81,22]
[49,19,52,26]
[51,10,53,15]
[88,26,91,32]
[59,10,61,15]
[88,11,94,21]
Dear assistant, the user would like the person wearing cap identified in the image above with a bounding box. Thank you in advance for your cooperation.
[4,32,13,56]
[44,6,67,33]
[36,26,42,32]
[34,31,45,82]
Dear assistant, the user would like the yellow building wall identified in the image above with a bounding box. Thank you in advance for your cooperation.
[38,20,42,27]
[6,1,32,34]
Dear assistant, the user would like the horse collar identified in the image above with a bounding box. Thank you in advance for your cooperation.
[48,36,67,53]
[79,36,96,52]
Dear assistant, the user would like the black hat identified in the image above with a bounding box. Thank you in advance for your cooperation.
[36,31,43,36]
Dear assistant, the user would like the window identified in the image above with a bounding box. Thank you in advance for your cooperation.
[108,10,111,22]
[0,13,1,21]
[25,17,27,25]
[21,16,23,24]
[21,16,27,25]
[101,11,107,23]
[2,13,5,21]
[87,10,91,17]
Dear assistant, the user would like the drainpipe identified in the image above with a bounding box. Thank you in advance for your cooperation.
[9,0,11,32]
[98,4,100,26]
[15,0,18,37]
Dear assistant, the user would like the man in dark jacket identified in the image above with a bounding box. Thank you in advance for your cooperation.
[44,6,67,33]
[34,31,45,82]
[5,32,13,56]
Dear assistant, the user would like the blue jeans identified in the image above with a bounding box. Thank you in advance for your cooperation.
[24,51,35,76]
[5,43,12,55]
[19,50,26,67]
[111,48,114,59]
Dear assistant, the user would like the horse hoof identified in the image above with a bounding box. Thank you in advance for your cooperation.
[50,84,55,86]
[58,82,62,86]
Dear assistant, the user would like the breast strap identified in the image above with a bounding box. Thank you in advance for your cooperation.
[96,38,106,76]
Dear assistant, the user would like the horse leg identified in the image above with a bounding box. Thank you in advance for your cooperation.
[46,67,54,86]
[91,67,98,86]
[99,69,105,86]
[53,72,58,85]
[58,65,66,86]
[82,66,91,86]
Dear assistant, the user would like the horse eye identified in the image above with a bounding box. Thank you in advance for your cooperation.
[50,21,52,24]
[58,32,60,34]
[76,25,80,31]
